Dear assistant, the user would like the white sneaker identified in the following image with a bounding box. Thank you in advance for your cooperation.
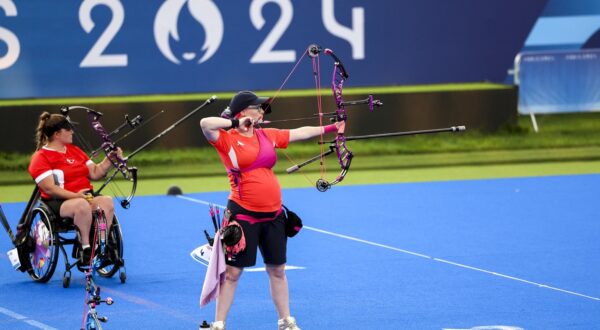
[210,321,226,330]
[278,316,301,330]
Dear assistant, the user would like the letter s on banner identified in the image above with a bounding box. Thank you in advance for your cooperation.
[0,0,20,70]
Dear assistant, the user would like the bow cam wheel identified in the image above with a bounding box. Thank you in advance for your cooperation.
[316,179,331,192]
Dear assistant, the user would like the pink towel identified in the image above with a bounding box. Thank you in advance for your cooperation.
[200,233,226,308]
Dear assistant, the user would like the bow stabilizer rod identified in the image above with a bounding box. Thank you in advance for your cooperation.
[286,146,336,174]
[320,125,466,144]
[125,95,217,160]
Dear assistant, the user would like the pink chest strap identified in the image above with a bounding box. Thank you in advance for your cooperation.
[227,129,277,198]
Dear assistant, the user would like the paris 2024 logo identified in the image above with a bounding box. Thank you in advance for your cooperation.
[154,0,223,64]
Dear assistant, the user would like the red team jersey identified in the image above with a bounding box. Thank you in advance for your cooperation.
[28,145,93,200]
[209,128,290,212]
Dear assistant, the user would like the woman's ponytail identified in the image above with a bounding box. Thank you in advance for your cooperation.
[34,112,51,150]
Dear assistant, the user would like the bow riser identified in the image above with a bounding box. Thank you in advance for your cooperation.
[323,48,352,189]
[84,109,138,207]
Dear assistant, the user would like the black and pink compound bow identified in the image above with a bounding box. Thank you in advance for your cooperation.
[62,106,139,208]
[61,96,217,207]
[268,44,383,191]
[266,44,466,192]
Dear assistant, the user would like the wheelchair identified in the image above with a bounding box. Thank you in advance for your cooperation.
[23,195,127,288]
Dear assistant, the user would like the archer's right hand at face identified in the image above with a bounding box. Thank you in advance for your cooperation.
[237,117,255,131]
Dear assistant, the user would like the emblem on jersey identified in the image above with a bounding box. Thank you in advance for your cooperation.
[236,141,244,146]
[66,158,75,164]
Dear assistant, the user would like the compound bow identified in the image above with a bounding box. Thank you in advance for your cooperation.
[62,95,217,208]
[62,106,139,209]
[268,44,467,192]
[273,44,382,191]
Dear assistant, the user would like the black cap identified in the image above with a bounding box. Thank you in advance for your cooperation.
[221,91,272,119]
[43,114,74,137]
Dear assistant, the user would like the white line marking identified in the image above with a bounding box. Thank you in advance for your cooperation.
[0,306,59,330]
[176,195,225,209]
[0,306,26,320]
[304,226,432,259]
[177,195,600,302]
[435,258,600,301]
[246,265,305,272]
[443,326,523,330]
[24,319,60,330]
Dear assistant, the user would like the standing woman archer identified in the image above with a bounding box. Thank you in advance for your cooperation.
[28,112,120,265]
[199,91,340,330]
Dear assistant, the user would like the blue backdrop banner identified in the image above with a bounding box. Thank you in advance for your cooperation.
[516,49,600,114]
[0,0,547,99]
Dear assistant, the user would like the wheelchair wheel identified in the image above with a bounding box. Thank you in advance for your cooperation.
[85,311,104,330]
[27,208,59,283]
[97,215,124,278]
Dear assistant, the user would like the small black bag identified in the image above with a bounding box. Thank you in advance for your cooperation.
[282,205,303,237]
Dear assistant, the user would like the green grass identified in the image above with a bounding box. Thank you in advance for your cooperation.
[3,158,599,203]
[3,112,600,172]
[0,83,510,107]
[2,111,600,202]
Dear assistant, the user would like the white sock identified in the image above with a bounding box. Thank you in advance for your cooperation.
[82,244,90,250]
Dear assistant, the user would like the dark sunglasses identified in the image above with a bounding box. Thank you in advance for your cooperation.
[246,104,265,113]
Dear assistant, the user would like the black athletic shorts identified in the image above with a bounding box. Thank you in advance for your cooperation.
[42,199,65,217]
[226,200,287,268]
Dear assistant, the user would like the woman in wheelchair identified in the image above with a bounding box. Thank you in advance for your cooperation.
[27,112,120,267]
